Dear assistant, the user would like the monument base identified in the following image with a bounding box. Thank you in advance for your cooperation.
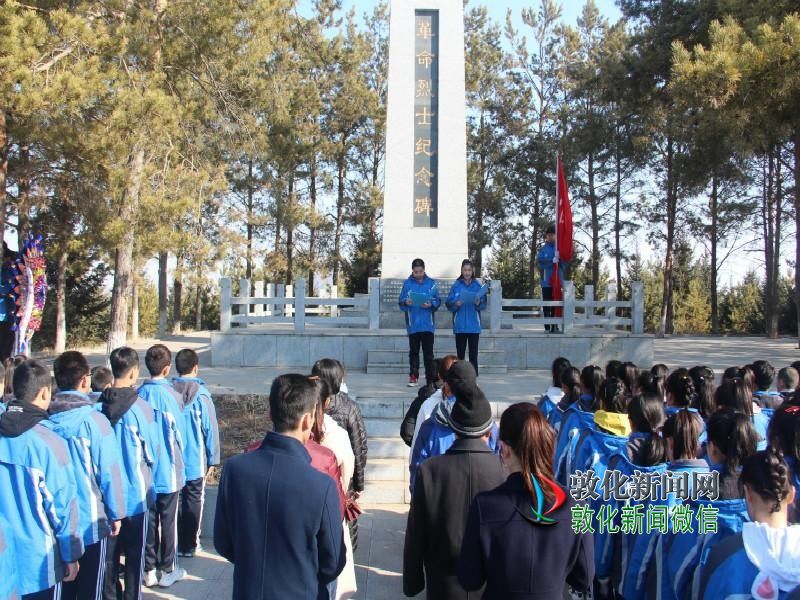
[211,327,653,372]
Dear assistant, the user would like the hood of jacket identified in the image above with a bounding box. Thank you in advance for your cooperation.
[0,399,48,437]
[48,390,94,415]
[432,394,455,427]
[100,387,140,427]
[171,379,200,408]
[594,409,632,437]
[742,521,800,594]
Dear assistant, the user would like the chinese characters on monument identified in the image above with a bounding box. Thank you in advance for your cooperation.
[414,11,439,227]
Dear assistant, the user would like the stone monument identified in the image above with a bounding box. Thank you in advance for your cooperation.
[381,0,468,280]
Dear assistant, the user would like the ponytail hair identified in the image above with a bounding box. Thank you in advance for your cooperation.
[714,378,754,418]
[637,371,661,397]
[560,367,582,403]
[707,408,758,474]
[622,362,639,395]
[666,368,695,408]
[580,365,604,411]
[311,358,342,396]
[628,394,668,465]
[602,377,629,414]
[741,447,792,513]
[308,376,332,443]
[551,357,571,387]
[499,403,557,503]
[689,365,716,419]
[606,360,623,380]
[662,410,704,461]
[767,405,800,466]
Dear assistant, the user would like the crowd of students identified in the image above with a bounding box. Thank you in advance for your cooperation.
[0,345,219,600]
[400,355,800,600]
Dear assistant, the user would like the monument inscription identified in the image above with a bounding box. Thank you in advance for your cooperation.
[413,10,439,227]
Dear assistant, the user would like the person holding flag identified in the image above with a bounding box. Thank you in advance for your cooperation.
[537,157,573,333]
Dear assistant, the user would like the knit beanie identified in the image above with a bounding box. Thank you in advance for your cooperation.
[446,361,494,437]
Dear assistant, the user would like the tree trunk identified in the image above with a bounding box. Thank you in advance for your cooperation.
[107,147,145,353]
[764,147,778,338]
[131,274,139,341]
[246,159,254,280]
[158,251,168,337]
[194,268,202,331]
[588,151,599,290]
[308,158,317,296]
[172,254,183,334]
[768,146,782,338]
[528,190,541,298]
[794,128,800,348]
[615,138,623,298]
[0,109,7,244]
[54,242,68,353]
[333,152,346,286]
[286,173,294,286]
[710,174,720,333]
[658,136,675,338]
[16,143,30,248]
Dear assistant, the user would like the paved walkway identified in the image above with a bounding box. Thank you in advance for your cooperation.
[76,331,797,599]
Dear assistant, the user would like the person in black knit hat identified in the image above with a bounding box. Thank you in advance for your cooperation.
[403,360,504,599]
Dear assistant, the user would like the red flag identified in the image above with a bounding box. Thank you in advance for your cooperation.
[550,157,573,317]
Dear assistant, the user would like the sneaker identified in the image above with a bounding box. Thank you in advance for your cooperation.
[142,570,158,587]
[407,375,418,387]
[179,546,199,558]
[158,567,186,588]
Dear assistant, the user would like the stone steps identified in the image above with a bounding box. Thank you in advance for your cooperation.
[366,348,508,374]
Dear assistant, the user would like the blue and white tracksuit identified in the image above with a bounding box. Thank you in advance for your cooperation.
[0,514,19,599]
[44,392,127,548]
[554,404,596,485]
[171,377,220,481]
[697,523,800,599]
[0,424,84,594]
[536,241,568,288]
[398,275,441,334]
[138,379,186,494]
[445,278,486,334]
[98,390,161,517]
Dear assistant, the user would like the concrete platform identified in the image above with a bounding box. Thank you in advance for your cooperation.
[210,325,654,370]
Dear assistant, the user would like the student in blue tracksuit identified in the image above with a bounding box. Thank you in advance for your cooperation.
[138,344,187,588]
[0,513,20,599]
[90,366,113,402]
[537,356,571,421]
[752,360,784,410]
[0,360,83,599]
[716,377,770,450]
[536,223,568,333]
[44,351,127,600]
[699,447,800,599]
[445,259,487,376]
[409,361,498,494]
[553,366,603,483]
[768,405,800,523]
[171,348,220,557]
[547,366,581,432]
[399,258,441,387]
[777,367,799,403]
[99,347,160,600]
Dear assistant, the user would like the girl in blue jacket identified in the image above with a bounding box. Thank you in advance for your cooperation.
[768,405,800,523]
[445,259,487,376]
[698,447,800,599]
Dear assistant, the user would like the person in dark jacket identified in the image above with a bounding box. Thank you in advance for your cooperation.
[458,403,594,600]
[313,358,367,551]
[403,361,505,599]
[400,358,443,447]
[214,374,345,600]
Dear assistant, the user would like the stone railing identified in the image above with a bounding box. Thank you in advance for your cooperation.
[219,277,644,334]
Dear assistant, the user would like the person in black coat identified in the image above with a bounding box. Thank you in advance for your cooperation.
[214,374,346,599]
[313,358,368,551]
[400,358,442,447]
[458,402,594,600]
[403,361,506,599]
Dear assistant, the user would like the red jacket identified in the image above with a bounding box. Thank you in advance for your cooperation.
[246,439,346,518]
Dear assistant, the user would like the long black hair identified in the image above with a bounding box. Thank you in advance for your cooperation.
[628,394,667,466]
[707,408,758,474]
[741,447,793,514]
[580,365,604,411]
[662,410,704,461]
[688,366,716,419]
[666,369,695,408]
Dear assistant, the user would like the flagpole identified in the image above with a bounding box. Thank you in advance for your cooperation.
[555,154,559,259]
